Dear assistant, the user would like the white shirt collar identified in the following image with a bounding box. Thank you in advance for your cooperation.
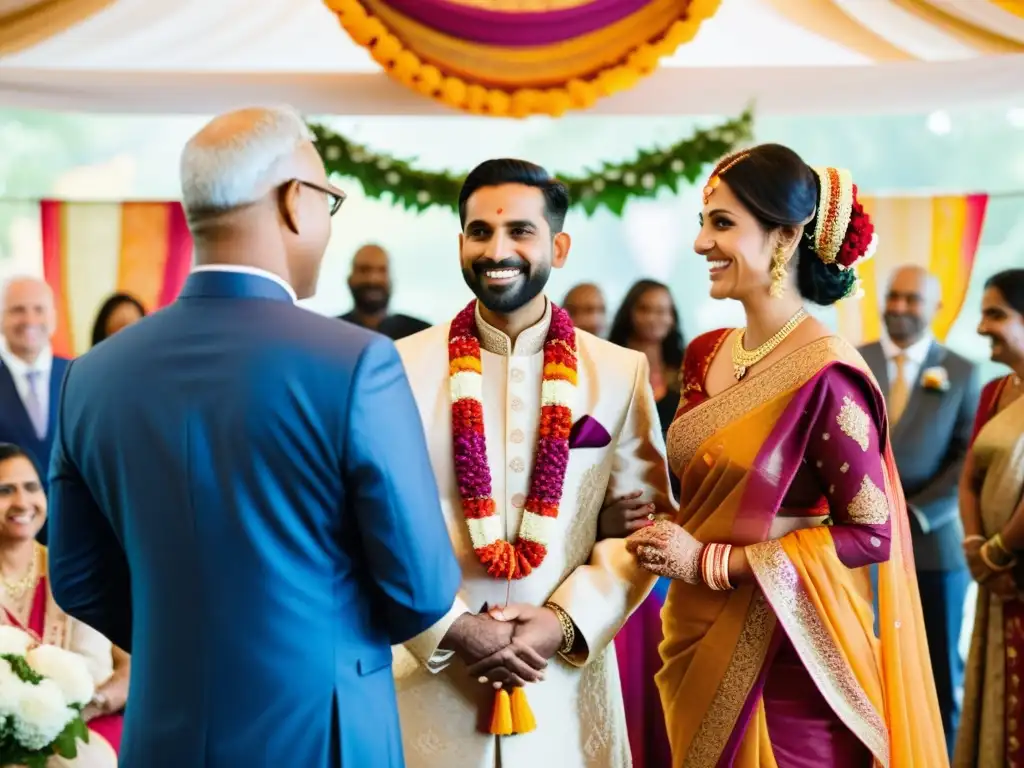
[880,331,932,365]
[191,265,297,303]
[0,343,52,376]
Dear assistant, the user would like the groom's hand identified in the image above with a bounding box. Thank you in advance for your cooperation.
[466,604,560,687]
[441,613,514,666]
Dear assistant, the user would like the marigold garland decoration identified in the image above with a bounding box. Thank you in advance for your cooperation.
[309,108,753,216]
[449,300,576,581]
[323,0,721,118]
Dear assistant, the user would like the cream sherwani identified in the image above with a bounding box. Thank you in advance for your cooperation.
[393,300,675,768]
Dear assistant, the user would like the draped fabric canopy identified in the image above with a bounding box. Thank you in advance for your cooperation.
[0,0,1022,115]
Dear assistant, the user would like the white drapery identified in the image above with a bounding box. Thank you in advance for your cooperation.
[0,0,1021,115]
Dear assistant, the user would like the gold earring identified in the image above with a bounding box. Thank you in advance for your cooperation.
[769,246,788,298]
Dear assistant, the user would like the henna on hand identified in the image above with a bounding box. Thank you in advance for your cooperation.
[627,520,703,584]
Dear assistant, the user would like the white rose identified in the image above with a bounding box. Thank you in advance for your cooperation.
[27,644,95,706]
[0,625,33,656]
[13,678,75,750]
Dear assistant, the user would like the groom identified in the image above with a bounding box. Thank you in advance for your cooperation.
[393,159,675,768]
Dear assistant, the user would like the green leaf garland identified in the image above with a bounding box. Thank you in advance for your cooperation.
[309,109,754,216]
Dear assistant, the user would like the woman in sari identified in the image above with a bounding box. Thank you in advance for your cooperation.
[954,268,1024,767]
[607,278,686,768]
[625,144,946,767]
[0,442,128,766]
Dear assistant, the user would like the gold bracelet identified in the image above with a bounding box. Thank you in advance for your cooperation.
[990,533,1014,561]
[963,535,986,547]
[980,542,1017,573]
[545,602,576,656]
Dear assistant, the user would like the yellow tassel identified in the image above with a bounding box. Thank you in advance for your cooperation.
[489,689,513,735]
[510,687,536,734]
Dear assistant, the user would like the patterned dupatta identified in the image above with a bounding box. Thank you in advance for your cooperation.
[657,331,945,768]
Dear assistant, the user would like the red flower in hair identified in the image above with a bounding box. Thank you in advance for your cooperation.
[837,185,874,268]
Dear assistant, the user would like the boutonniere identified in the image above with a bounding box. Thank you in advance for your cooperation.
[921,366,950,392]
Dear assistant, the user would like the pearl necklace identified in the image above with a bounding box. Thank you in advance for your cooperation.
[732,308,808,381]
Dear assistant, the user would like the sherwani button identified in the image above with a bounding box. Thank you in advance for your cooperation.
[511,493,525,508]
[511,396,524,411]
[510,457,525,472]
[510,368,525,383]
[510,429,525,444]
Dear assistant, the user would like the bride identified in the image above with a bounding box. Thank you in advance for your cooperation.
[625,144,946,767]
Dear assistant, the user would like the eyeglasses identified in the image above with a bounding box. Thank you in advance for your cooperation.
[294,179,346,216]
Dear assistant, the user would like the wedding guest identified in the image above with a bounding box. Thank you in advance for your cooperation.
[46,105,459,768]
[91,292,146,347]
[955,268,1024,767]
[859,264,979,756]
[562,282,607,337]
[0,442,128,767]
[0,277,70,526]
[608,279,685,436]
[338,243,430,339]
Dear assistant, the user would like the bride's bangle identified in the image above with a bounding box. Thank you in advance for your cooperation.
[963,535,986,548]
[701,543,734,591]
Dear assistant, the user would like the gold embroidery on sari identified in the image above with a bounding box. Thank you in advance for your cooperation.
[848,475,890,525]
[747,539,890,766]
[683,592,775,767]
[840,462,849,473]
[836,396,870,452]
[668,337,861,475]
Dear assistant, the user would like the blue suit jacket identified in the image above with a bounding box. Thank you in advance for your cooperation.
[0,353,70,544]
[47,271,461,768]
[0,353,70,478]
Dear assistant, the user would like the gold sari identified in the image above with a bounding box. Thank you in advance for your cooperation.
[659,332,946,767]
[954,377,1024,767]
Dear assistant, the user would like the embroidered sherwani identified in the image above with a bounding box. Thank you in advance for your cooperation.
[393,301,674,768]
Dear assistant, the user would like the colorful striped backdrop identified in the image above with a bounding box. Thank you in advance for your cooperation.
[41,201,193,357]
[835,193,988,346]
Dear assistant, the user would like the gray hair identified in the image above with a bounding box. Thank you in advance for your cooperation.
[1,276,53,309]
[180,106,313,217]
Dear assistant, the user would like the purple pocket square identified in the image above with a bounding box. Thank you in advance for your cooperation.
[569,415,611,450]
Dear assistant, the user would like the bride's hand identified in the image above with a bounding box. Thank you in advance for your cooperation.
[626,520,703,584]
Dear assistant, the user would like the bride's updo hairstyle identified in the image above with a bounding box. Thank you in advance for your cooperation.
[709,144,876,306]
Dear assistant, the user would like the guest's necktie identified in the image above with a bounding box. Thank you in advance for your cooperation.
[889,354,909,425]
[24,370,47,439]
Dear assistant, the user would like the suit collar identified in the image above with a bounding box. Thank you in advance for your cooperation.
[0,344,52,377]
[179,268,295,303]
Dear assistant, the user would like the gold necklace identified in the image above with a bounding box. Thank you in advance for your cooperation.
[732,308,808,381]
[2,545,38,599]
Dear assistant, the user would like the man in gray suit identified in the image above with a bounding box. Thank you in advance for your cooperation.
[860,264,979,757]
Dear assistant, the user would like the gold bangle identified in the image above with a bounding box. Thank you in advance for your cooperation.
[980,543,1017,573]
[963,535,986,547]
[990,533,1013,560]
[545,602,575,656]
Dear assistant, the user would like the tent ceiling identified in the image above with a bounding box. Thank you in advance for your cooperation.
[0,0,1022,115]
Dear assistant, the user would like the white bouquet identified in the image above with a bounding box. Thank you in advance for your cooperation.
[0,626,93,768]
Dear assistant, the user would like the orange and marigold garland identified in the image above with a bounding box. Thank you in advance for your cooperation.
[323,0,721,117]
[448,299,577,735]
[448,300,577,580]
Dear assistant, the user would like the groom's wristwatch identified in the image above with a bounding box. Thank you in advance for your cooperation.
[545,601,576,655]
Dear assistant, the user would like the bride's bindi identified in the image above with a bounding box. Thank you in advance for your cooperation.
[496,208,503,214]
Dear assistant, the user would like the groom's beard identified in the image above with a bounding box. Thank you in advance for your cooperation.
[462,258,550,314]
[351,284,390,314]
